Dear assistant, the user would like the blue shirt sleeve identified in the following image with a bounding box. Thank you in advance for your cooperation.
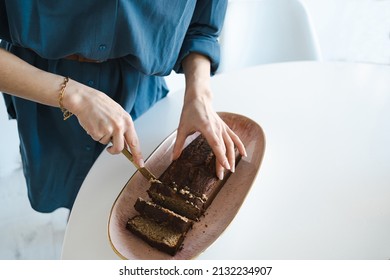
[174,0,227,75]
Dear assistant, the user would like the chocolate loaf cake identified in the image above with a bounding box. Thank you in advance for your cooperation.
[148,135,240,220]
[134,197,193,232]
[126,134,241,255]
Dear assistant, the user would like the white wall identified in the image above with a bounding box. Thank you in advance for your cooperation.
[231,0,390,65]
[301,0,390,64]
[167,0,390,92]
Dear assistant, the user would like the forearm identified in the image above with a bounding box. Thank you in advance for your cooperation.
[0,48,96,117]
[0,48,64,107]
[0,48,143,162]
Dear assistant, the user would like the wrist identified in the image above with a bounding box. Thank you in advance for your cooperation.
[58,77,73,120]
[184,85,213,106]
[61,78,90,117]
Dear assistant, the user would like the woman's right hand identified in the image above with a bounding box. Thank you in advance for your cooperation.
[64,79,145,167]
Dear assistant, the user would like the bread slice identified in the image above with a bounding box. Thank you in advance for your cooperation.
[126,215,185,256]
[134,197,193,232]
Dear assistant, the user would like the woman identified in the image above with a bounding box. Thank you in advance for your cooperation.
[0,0,246,212]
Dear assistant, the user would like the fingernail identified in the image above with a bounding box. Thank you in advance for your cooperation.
[231,165,235,173]
[218,171,224,181]
[224,160,231,170]
[138,158,145,168]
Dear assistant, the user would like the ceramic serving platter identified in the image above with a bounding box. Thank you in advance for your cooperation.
[108,112,266,259]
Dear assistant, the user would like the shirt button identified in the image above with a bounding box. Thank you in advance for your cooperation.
[87,80,94,86]
[85,145,92,151]
[98,44,107,51]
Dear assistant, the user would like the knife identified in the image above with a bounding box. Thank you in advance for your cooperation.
[121,147,161,184]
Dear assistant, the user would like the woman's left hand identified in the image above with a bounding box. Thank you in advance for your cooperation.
[172,81,246,181]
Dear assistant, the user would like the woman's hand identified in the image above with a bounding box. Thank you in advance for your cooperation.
[64,79,145,167]
[172,86,246,180]
[172,53,246,180]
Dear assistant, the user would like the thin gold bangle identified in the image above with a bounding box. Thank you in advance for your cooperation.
[58,77,74,120]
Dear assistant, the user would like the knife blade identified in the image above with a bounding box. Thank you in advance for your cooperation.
[121,147,161,184]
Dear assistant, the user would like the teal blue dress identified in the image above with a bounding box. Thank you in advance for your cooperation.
[0,0,227,212]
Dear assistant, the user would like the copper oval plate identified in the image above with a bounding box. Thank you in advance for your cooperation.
[108,112,266,259]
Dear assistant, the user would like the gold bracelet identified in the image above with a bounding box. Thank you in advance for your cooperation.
[59,77,74,120]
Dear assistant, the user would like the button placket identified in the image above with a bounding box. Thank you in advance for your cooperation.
[98,44,107,51]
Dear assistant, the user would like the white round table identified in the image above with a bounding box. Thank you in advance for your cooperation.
[62,61,390,259]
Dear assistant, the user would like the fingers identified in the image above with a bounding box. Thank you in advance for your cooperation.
[172,127,188,161]
[107,118,144,168]
[173,118,247,181]
[227,127,247,158]
[198,125,246,181]
[219,127,248,178]
[202,127,230,171]
[223,130,236,173]
[207,126,237,181]
[93,129,145,168]
[216,161,225,181]
[82,110,144,167]
[105,118,128,154]
[106,132,124,154]
[124,128,144,168]
[97,134,112,145]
